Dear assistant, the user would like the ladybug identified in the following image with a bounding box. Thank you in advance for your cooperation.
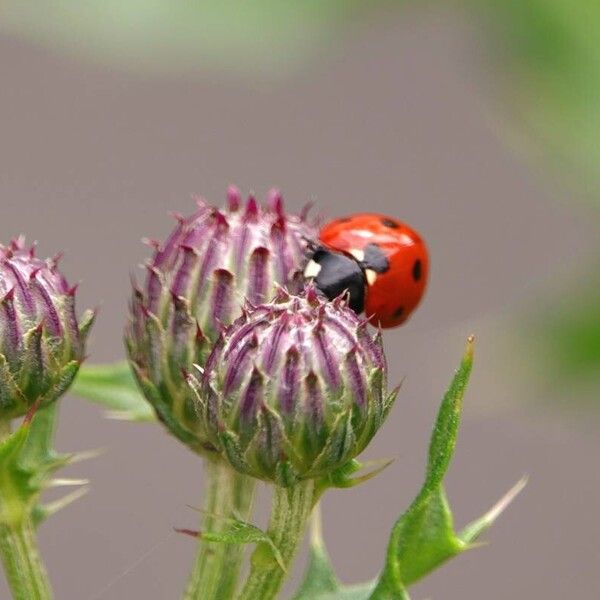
[304,213,429,328]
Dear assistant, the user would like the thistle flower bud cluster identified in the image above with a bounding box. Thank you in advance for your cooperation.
[125,188,317,452]
[191,285,397,486]
[0,237,94,419]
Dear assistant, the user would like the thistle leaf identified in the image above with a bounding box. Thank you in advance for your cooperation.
[316,457,394,499]
[460,476,528,545]
[176,516,285,572]
[33,487,89,526]
[71,361,156,422]
[330,458,394,489]
[0,403,90,529]
[369,337,524,598]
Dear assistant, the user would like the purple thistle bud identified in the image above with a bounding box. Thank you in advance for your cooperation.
[194,285,394,485]
[125,187,317,453]
[0,238,95,419]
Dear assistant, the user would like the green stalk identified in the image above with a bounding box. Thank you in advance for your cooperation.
[184,458,256,600]
[239,479,314,600]
[0,418,52,600]
[0,518,52,600]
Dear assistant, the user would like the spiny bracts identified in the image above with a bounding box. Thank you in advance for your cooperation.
[190,285,398,485]
[125,187,317,453]
[0,237,95,419]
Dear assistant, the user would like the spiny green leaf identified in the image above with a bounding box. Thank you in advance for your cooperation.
[335,458,394,489]
[71,361,156,422]
[32,487,89,526]
[0,404,90,528]
[460,476,528,545]
[370,337,523,598]
[316,458,394,499]
[424,336,473,491]
[177,516,285,572]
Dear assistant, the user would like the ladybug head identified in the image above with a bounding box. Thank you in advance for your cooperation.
[303,243,389,315]
[304,246,366,314]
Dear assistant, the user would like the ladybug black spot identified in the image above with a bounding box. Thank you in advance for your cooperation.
[381,218,399,229]
[412,259,422,282]
[393,306,404,318]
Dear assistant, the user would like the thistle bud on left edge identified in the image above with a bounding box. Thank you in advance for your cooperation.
[0,238,95,420]
[192,285,399,486]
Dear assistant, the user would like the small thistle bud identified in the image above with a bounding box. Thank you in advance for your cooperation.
[194,285,397,486]
[125,188,316,453]
[0,238,95,419]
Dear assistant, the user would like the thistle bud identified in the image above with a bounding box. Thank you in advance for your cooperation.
[193,285,397,486]
[125,188,316,453]
[0,238,95,419]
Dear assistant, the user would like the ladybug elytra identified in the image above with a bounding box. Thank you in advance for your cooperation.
[305,213,429,328]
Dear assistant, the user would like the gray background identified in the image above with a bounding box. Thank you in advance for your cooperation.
[1,7,598,599]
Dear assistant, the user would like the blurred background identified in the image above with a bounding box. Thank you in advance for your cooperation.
[1,2,599,598]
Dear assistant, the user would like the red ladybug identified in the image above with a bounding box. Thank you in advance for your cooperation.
[304,213,428,328]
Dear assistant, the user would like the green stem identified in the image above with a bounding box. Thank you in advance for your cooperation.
[184,459,256,600]
[239,480,314,600]
[0,407,60,600]
[0,515,52,600]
